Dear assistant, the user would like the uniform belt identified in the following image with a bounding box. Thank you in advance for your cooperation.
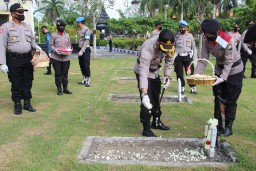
[178,53,188,56]
[217,59,242,69]
[7,51,32,58]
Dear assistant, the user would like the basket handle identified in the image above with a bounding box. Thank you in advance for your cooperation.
[188,58,215,77]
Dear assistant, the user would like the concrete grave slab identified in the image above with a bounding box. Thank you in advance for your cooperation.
[109,94,192,104]
[78,136,236,167]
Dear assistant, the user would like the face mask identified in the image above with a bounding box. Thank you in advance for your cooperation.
[234,28,239,32]
[16,14,25,21]
[180,30,186,34]
[159,26,162,30]
[206,33,218,42]
[57,27,65,32]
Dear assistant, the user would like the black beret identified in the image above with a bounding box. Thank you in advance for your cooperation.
[56,20,66,27]
[201,19,220,34]
[244,23,256,43]
[155,21,162,26]
[159,29,174,44]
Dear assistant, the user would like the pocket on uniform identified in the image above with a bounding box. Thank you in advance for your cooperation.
[186,39,192,47]
[8,30,20,43]
[218,49,225,56]
[24,31,32,43]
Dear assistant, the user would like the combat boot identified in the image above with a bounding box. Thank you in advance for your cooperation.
[14,101,22,115]
[142,122,157,137]
[23,99,36,112]
[221,120,233,137]
[151,117,170,130]
[85,77,90,87]
[57,85,62,95]
[63,85,72,94]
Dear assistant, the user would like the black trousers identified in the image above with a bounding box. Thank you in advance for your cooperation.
[51,59,70,87]
[78,47,91,77]
[241,49,256,77]
[46,53,52,73]
[135,72,162,123]
[213,71,243,121]
[6,52,34,102]
[174,55,195,87]
[109,40,112,52]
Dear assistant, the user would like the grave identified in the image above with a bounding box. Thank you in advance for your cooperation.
[78,136,237,167]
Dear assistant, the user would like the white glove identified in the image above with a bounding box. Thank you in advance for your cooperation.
[48,53,51,58]
[36,45,42,52]
[142,94,152,110]
[78,51,83,56]
[189,50,193,58]
[212,77,224,86]
[0,64,8,73]
[247,49,252,55]
[163,76,170,89]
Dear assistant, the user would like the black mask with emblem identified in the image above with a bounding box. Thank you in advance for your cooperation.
[206,33,218,42]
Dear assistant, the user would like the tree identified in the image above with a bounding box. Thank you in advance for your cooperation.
[139,0,165,17]
[35,0,64,24]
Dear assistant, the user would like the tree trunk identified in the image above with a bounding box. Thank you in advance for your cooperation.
[181,1,184,20]
[198,13,204,59]
[213,4,216,19]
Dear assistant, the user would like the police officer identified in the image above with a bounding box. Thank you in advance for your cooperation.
[76,17,91,87]
[0,3,41,115]
[151,21,162,38]
[174,20,198,94]
[134,29,175,137]
[228,24,241,50]
[107,32,113,52]
[240,20,256,78]
[196,19,243,137]
[41,26,52,75]
[244,23,256,53]
[50,20,72,95]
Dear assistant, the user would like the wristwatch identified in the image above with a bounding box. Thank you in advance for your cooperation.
[141,93,148,97]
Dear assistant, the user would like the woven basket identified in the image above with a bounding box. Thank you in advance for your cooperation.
[186,59,216,85]
[31,50,50,68]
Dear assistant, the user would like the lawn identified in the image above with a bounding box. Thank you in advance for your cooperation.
[0,55,255,171]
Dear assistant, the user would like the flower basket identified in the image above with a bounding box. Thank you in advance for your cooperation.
[57,48,73,56]
[186,59,216,85]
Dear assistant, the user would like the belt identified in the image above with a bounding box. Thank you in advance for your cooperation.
[7,51,32,58]
[217,59,242,69]
[178,53,189,56]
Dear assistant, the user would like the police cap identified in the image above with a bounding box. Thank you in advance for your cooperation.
[179,20,188,27]
[56,20,66,27]
[201,19,220,34]
[233,24,240,28]
[244,23,256,43]
[76,17,85,23]
[155,21,162,26]
[159,29,175,56]
[10,3,28,12]
[246,20,254,27]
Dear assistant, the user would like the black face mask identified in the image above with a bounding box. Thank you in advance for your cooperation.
[234,28,239,32]
[16,14,25,21]
[206,33,218,42]
[159,26,162,30]
[57,27,65,32]
[180,30,186,34]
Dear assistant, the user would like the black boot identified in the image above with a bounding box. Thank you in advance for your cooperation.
[57,86,62,95]
[14,101,22,115]
[221,120,233,137]
[217,119,224,135]
[142,122,157,137]
[151,117,170,130]
[63,85,72,94]
[23,99,36,112]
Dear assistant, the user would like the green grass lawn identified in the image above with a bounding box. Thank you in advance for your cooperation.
[0,56,255,171]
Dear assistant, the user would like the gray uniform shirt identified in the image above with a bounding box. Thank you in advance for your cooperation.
[228,31,241,47]
[78,26,90,52]
[241,29,250,52]
[50,32,71,61]
[174,32,197,60]
[134,36,174,89]
[0,21,37,64]
[196,37,243,81]
[150,29,160,38]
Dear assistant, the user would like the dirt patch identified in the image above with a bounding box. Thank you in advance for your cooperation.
[78,137,234,167]
[109,94,191,104]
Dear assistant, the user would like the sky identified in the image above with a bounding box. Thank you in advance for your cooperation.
[105,0,127,19]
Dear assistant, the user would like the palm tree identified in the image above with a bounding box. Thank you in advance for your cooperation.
[168,0,193,20]
[35,0,64,23]
[219,0,238,18]
[139,0,164,17]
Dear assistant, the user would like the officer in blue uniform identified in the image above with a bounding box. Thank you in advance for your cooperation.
[41,26,52,75]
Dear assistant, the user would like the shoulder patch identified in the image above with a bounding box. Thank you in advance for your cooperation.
[228,41,232,50]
